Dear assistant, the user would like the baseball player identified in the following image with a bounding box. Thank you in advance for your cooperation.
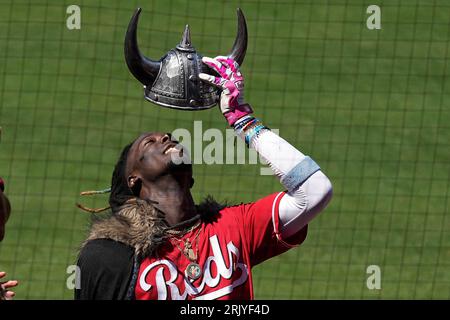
[75,57,333,300]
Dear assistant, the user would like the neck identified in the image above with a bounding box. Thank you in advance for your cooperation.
[139,174,197,227]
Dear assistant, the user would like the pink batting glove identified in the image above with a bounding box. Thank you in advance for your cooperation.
[199,56,253,126]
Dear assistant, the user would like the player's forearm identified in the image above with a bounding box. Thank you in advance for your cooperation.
[234,116,324,188]
[234,116,333,237]
[199,55,333,237]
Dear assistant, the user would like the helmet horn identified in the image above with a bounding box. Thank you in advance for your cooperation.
[124,8,161,86]
[177,24,194,50]
[228,8,248,66]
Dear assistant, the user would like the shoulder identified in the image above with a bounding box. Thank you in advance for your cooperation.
[205,193,284,224]
[78,239,134,271]
[220,192,284,216]
[76,239,135,300]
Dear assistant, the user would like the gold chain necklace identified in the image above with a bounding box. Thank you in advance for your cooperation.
[165,219,201,236]
[169,224,203,281]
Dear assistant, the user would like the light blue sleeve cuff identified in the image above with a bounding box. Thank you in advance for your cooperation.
[280,156,321,192]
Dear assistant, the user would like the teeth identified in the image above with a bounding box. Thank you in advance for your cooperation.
[165,147,178,154]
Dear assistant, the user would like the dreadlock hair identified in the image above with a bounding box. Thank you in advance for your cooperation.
[81,142,169,258]
[109,143,134,212]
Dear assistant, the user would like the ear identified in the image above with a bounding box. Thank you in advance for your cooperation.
[127,175,139,189]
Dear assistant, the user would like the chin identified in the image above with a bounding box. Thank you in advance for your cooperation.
[168,159,192,173]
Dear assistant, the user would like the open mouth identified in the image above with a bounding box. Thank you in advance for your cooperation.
[163,143,181,155]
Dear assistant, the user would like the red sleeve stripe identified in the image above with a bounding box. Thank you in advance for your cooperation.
[271,191,301,249]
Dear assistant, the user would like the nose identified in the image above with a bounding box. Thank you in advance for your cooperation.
[160,133,171,144]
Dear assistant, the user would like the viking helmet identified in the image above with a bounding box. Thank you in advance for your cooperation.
[124,8,248,110]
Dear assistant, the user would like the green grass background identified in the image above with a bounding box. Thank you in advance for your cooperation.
[0,0,449,299]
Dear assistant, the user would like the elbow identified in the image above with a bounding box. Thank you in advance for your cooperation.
[310,170,333,212]
[322,176,333,208]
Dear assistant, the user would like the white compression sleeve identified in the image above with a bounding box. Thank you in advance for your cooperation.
[249,130,333,238]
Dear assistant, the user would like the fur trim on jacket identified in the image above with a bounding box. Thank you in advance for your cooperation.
[82,196,225,259]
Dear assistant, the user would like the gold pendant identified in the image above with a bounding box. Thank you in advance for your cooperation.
[186,262,202,280]
[187,248,197,261]
[183,240,196,260]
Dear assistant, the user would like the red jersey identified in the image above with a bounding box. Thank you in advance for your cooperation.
[134,192,308,300]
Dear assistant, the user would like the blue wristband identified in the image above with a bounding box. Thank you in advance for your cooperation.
[281,156,321,192]
[245,124,269,145]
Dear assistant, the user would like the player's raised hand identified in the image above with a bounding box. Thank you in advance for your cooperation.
[199,56,253,126]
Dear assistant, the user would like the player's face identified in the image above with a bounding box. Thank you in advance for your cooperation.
[126,132,191,184]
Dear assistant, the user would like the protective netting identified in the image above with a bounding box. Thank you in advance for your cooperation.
[0,0,448,299]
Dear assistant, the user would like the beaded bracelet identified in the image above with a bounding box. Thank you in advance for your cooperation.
[233,116,257,134]
[245,124,270,145]
[241,119,268,145]
[233,116,271,147]
[233,115,254,128]
[238,118,261,141]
